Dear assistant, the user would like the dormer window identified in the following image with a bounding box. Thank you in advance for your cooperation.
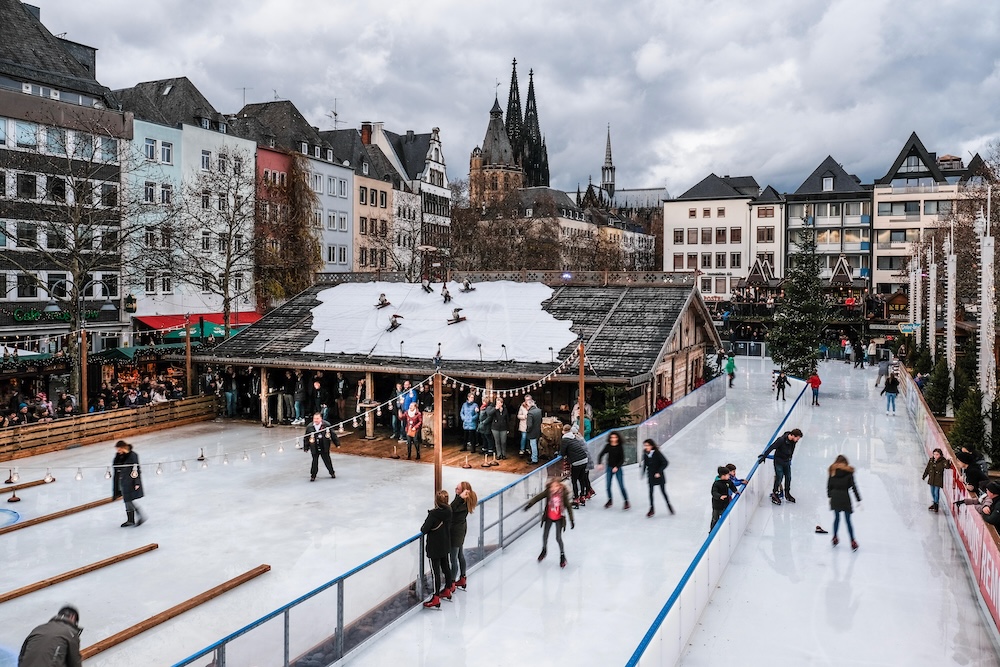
[822,176,834,191]
[314,146,320,158]
[301,142,308,154]
[326,149,333,161]
[525,208,533,217]
[362,162,369,175]
[268,137,275,148]
[200,118,210,130]
[219,122,227,134]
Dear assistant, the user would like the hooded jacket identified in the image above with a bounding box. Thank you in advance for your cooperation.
[922,456,952,488]
[18,615,82,667]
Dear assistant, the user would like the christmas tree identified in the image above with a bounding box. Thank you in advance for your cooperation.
[767,224,825,378]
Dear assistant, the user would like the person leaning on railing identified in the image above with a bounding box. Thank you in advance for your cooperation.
[955,481,1000,528]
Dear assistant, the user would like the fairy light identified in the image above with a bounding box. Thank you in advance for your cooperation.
[260,447,266,458]
[277,443,284,453]
[10,468,18,483]
[44,468,53,483]
[201,459,208,469]
[74,468,83,481]
[104,467,112,480]
[242,450,249,462]
[130,465,139,479]
[156,463,163,475]
[180,460,188,472]
[223,454,229,465]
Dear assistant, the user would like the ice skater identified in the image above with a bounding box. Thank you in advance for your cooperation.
[710,466,734,531]
[303,412,339,481]
[922,448,952,513]
[875,356,890,386]
[421,489,453,608]
[725,354,737,388]
[112,440,145,527]
[524,478,575,568]
[774,371,789,401]
[448,481,478,593]
[827,454,861,551]
[18,605,82,666]
[880,372,900,415]
[642,439,673,517]
[807,371,822,406]
[759,428,802,505]
[559,424,591,506]
[598,431,630,510]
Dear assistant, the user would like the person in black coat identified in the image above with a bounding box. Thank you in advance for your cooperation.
[774,371,790,401]
[310,380,329,421]
[711,466,733,531]
[524,478,575,567]
[559,425,591,506]
[598,431,630,509]
[449,481,478,592]
[421,490,453,608]
[524,398,543,464]
[18,605,82,667]
[303,412,339,481]
[642,438,673,517]
[828,455,861,550]
[759,428,803,504]
[955,445,988,494]
[477,396,496,454]
[112,440,144,527]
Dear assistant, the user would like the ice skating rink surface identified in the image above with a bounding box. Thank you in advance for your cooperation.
[2,358,999,666]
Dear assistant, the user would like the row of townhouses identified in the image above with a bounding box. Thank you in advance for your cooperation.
[664,135,988,301]
[0,0,451,349]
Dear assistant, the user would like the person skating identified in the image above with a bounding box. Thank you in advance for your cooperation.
[922,448,952,512]
[303,412,339,480]
[598,431,630,510]
[421,490,453,608]
[524,478,575,568]
[642,439,673,517]
[759,428,803,505]
[559,424,591,506]
[710,466,734,531]
[405,402,423,460]
[774,371,789,401]
[875,356,890,387]
[448,481,478,593]
[112,440,145,527]
[807,372,822,406]
[18,605,82,667]
[725,354,737,388]
[881,372,900,415]
[827,454,862,550]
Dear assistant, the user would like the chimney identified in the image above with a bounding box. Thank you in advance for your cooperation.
[361,122,372,145]
[24,3,40,19]
[406,130,415,142]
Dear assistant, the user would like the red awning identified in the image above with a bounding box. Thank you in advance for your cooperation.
[133,312,262,331]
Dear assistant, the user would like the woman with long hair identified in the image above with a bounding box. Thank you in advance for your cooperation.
[599,431,630,510]
[642,439,673,517]
[922,448,952,513]
[112,440,145,527]
[524,478,575,568]
[448,481,478,592]
[492,396,510,460]
[405,402,423,460]
[828,455,861,551]
[421,489,453,608]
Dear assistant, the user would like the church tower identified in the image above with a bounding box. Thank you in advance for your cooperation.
[505,58,524,164]
[601,125,616,198]
[521,69,550,187]
[469,96,523,207]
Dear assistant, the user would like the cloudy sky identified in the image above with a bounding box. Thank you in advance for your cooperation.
[34,0,1000,196]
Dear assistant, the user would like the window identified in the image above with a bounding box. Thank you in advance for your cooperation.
[757,226,775,243]
[339,213,348,231]
[313,210,322,228]
[201,273,211,292]
[102,274,119,298]
[17,221,36,246]
[311,173,323,192]
[16,274,36,298]
[673,253,684,270]
[687,228,698,244]
[46,176,65,202]
[201,230,211,251]
[145,272,156,293]
[327,212,337,230]
[161,275,172,293]
[758,206,774,218]
[359,247,367,265]
[0,172,4,197]
[369,188,377,205]
[160,184,172,204]
[730,253,742,269]
[46,273,67,297]
[845,201,862,216]
[360,217,367,235]
[17,173,36,199]
[716,228,726,244]
[687,254,697,270]
[101,229,117,251]
[715,278,726,294]
[822,176,834,191]
[46,229,65,249]
[218,154,228,173]
[379,220,387,237]
[702,208,711,218]
[715,253,726,268]
[701,277,712,292]
[233,274,243,295]
[314,146,320,158]
[0,117,6,146]
[326,149,333,161]
[844,228,870,244]
[16,121,37,149]
[218,194,227,211]
[673,229,684,244]
[362,162,369,175]
[145,227,157,247]
[201,150,211,170]
[160,225,172,249]
[380,249,387,268]
[688,208,696,218]
[327,176,336,195]
[379,191,387,208]
[263,169,271,184]
[924,200,953,215]
[100,183,117,207]
[75,133,93,160]
[730,227,742,243]
[900,155,924,173]
[701,228,712,244]
[144,181,156,203]
[877,201,919,216]
[233,156,242,174]
[161,141,173,164]
[144,138,156,160]
[326,245,336,263]
[787,204,804,218]
[757,251,774,265]
[339,179,348,197]
[200,118,210,130]
[47,127,66,155]
[701,253,712,269]
[201,190,210,209]
[359,187,367,205]
[877,256,905,270]
[370,248,378,267]
[300,142,308,154]
[717,207,725,218]
[219,122,227,135]
[338,246,347,264]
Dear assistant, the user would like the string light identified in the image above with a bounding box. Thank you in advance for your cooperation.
[10,468,18,483]
[44,468,53,483]
[180,460,188,472]
[74,468,83,481]
[242,450,249,462]
[352,418,358,428]
[260,447,266,458]
[277,443,284,453]
[223,454,229,465]
[201,459,208,469]
[105,467,112,480]
[130,464,139,479]
[156,463,163,475]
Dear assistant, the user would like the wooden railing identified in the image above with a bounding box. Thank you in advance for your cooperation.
[0,395,219,461]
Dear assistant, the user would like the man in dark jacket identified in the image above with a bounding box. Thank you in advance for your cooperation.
[303,412,339,481]
[559,424,591,506]
[711,466,733,531]
[524,397,543,464]
[759,428,803,505]
[19,605,82,667]
[477,396,496,454]
[956,481,1000,528]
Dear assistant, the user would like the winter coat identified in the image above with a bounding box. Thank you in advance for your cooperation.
[808,375,822,389]
[827,464,861,512]
[310,385,330,413]
[400,388,418,412]
[957,449,989,489]
[598,440,626,469]
[405,410,423,437]
[923,456,953,488]
[477,404,496,434]
[450,495,470,549]
[293,376,308,402]
[460,400,479,430]
[762,432,797,464]
[525,484,575,530]
[642,448,669,484]
[559,434,589,466]
[711,477,732,511]
[517,403,529,432]
[491,405,510,435]
[878,360,890,375]
[525,405,543,439]
[18,616,82,667]
[112,450,144,502]
[775,374,789,389]
[303,419,339,451]
[725,357,736,374]
[881,376,900,396]
[420,504,452,559]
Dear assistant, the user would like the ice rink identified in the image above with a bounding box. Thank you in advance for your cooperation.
[2,357,999,666]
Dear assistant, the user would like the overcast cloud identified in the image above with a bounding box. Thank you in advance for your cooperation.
[33,0,1000,196]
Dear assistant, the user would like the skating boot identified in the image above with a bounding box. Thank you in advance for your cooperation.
[440,587,453,601]
[851,540,859,551]
[455,576,467,590]
[623,501,631,510]
[604,499,613,509]
[121,510,135,527]
[422,595,441,609]
[559,553,567,568]
[770,493,782,505]
[784,493,796,503]
[537,549,547,562]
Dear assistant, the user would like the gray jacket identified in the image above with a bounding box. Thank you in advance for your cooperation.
[19,616,82,667]
[525,405,543,439]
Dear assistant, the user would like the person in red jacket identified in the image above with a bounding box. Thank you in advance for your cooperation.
[807,372,822,406]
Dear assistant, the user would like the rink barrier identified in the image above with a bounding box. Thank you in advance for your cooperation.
[625,380,808,667]
[900,371,1000,637]
[81,564,271,660]
[171,457,562,667]
[0,543,158,603]
[0,496,114,535]
[0,395,218,462]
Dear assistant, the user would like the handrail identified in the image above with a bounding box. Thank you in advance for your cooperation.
[625,381,807,666]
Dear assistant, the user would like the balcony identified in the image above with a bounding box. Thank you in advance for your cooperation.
[875,184,941,195]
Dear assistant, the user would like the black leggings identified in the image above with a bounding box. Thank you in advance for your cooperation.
[429,555,452,595]
[570,464,591,498]
[648,481,670,509]
[542,518,564,554]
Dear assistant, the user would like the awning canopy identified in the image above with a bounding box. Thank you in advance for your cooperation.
[90,343,189,362]
[133,312,262,331]
[163,322,246,340]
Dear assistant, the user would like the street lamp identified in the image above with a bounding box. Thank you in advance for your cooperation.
[43,278,119,413]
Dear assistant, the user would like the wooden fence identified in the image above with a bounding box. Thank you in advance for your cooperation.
[0,395,218,461]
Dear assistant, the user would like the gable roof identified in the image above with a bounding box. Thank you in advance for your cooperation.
[676,173,759,201]
[794,156,865,195]
[877,132,947,185]
[320,129,391,180]
[383,129,432,180]
[479,98,517,166]
[754,185,783,203]
[612,187,670,210]
[115,77,225,128]
[231,100,335,157]
[511,186,580,213]
[0,0,110,100]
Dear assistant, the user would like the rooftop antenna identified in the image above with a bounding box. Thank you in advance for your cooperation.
[273,89,281,101]
[325,99,343,130]
[236,87,253,106]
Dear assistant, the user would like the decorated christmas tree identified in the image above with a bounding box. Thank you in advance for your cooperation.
[767,224,825,378]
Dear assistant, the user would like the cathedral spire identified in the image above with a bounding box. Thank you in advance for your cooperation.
[505,58,523,162]
[521,69,549,187]
[602,124,616,198]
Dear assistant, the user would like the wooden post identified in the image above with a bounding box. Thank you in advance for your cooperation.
[80,329,88,415]
[260,368,269,426]
[578,342,585,432]
[185,314,193,397]
[434,371,443,493]
[364,371,375,439]
[484,378,494,398]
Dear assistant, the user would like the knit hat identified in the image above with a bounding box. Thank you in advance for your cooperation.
[18,402,26,409]
[987,481,1000,496]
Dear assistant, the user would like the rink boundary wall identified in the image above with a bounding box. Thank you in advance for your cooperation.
[625,379,808,667]
[901,371,1000,644]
